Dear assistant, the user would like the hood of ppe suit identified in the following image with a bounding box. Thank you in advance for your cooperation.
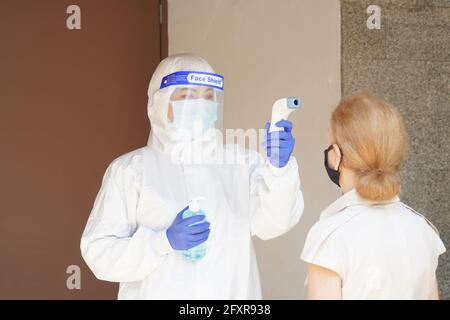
[147,54,220,158]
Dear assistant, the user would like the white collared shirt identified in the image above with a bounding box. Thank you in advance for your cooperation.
[301,189,446,299]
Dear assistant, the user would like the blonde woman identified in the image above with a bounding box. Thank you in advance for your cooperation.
[301,92,445,299]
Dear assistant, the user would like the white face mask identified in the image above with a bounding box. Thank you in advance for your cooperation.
[169,99,218,140]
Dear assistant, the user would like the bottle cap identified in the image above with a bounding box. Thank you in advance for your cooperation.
[189,197,205,212]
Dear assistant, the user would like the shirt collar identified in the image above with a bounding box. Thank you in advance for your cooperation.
[320,188,401,219]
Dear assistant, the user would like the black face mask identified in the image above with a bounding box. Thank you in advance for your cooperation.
[324,145,341,187]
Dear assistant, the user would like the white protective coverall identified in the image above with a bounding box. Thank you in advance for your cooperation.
[80,54,304,299]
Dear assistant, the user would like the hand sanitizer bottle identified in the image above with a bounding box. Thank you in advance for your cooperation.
[182,197,207,262]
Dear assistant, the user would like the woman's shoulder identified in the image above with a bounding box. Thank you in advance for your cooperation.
[395,202,443,239]
[309,205,364,237]
[103,147,146,183]
[302,206,363,257]
[402,203,446,256]
[300,206,364,278]
[110,147,145,166]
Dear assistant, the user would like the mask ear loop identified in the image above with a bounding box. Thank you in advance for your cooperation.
[336,144,343,171]
[326,144,345,194]
[327,144,343,171]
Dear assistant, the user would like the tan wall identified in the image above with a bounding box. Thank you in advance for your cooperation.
[168,0,341,299]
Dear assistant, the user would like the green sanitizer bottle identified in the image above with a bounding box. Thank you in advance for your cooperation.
[182,197,207,262]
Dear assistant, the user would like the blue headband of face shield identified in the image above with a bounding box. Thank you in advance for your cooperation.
[160,71,224,91]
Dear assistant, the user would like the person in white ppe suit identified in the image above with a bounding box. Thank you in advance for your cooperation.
[80,53,304,299]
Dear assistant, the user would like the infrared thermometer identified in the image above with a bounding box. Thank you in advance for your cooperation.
[269,97,301,132]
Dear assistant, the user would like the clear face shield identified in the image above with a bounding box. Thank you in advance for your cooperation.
[159,71,224,141]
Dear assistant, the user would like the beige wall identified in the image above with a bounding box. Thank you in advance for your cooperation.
[168,0,341,299]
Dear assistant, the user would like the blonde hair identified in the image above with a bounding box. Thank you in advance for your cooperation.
[330,91,407,201]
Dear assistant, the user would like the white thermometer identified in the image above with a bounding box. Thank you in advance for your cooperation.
[269,97,301,132]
